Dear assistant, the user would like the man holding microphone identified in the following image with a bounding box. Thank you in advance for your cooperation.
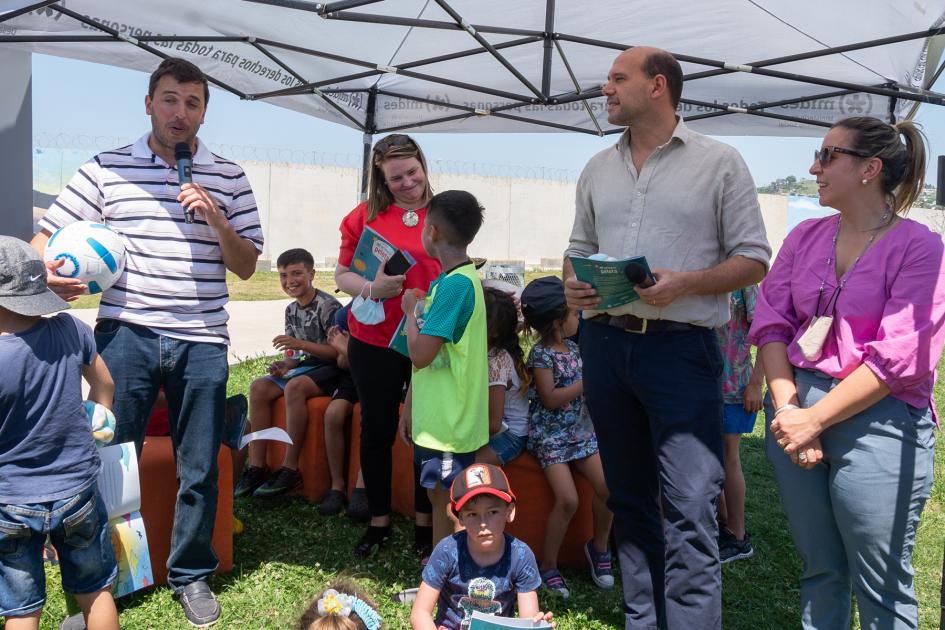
[32,57,263,628]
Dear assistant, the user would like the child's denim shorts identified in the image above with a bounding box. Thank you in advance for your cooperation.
[414,445,477,490]
[485,431,527,466]
[722,403,758,435]
[0,484,117,617]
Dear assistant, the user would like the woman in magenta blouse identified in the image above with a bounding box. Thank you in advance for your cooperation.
[749,116,945,630]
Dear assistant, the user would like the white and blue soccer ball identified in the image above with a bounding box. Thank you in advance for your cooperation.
[44,221,126,294]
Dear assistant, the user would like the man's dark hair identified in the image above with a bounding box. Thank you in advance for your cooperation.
[642,50,683,109]
[276,248,314,270]
[149,57,210,105]
[427,190,484,247]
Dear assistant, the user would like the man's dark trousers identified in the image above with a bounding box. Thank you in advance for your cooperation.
[581,319,725,630]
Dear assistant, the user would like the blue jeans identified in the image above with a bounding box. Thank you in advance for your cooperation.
[94,320,228,592]
[580,320,724,630]
[766,368,935,630]
[0,485,116,617]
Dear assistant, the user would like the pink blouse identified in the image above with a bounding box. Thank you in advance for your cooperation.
[749,215,945,410]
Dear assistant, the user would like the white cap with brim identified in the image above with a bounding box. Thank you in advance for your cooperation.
[0,236,70,316]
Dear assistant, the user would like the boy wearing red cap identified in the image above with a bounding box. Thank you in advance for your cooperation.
[410,463,554,630]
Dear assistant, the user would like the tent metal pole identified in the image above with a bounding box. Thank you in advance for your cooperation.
[250,37,371,128]
[319,0,385,13]
[686,27,945,81]
[320,11,543,37]
[887,85,899,123]
[241,0,323,13]
[554,32,945,105]
[248,34,540,99]
[431,0,545,100]
[48,4,249,99]
[395,67,534,102]
[541,0,556,98]
[398,36,542,70]
[0,0,60,24]
[360,88,377,200]
[552,38,603,135]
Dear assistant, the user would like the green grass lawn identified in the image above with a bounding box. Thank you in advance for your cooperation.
[33,355,945,629]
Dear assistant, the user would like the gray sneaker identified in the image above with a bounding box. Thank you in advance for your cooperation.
[176,580,220,627]
[719,531,754,564]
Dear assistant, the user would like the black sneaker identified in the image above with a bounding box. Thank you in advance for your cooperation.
[252,467,301,498]
[234,465,270,498]
[176,580,220,627]
[318,489,346,516]
[720,531,754,564]
[346,487,370,522]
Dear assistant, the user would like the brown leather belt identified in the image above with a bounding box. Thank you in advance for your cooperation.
[590,313,704,334]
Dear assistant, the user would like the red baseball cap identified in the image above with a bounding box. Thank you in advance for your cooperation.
[450,463,516,514]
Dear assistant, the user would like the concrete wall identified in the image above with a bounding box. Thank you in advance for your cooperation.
[237,160,811,270]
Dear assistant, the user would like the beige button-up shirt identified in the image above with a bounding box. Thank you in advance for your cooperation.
[565,119,771,328]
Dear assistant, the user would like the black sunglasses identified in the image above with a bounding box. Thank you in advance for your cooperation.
[373,134,415,154]
[814,146,872,167]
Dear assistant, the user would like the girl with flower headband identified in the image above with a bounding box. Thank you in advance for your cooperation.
[298,578,383,630]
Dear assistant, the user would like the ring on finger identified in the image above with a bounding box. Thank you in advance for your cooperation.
[798,451,808,462]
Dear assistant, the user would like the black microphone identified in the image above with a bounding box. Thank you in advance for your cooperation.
[625,262,656,288]
[175,142,194,223]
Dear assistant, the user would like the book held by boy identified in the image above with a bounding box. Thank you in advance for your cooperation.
[568,254,653,310]
[469,611,553,629]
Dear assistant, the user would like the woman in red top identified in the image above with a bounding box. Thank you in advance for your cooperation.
[335,134,441,557]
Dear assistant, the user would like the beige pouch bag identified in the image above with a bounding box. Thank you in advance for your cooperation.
[797,315,834,361]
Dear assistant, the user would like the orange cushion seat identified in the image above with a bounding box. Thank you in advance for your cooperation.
[138,436,233,586]
[347,404,415,518]
[265,396,341,503]
[503,451,596,569]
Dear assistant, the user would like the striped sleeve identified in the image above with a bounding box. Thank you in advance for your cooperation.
[38,160,105,233]
[216,159,263,254]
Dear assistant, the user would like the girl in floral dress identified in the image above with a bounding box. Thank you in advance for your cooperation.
[520,276,614,599]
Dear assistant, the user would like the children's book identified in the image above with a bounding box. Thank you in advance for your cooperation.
[568,254,653,310]
[389,315,410,358]
[350,226,416,280]
[96,442,154,597]
[469,612,553,629]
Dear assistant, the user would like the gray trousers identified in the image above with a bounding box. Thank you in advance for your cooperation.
[766,368,935,630]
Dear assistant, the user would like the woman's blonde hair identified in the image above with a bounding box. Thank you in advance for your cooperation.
[366,134,434,222]
[832,116,928,215]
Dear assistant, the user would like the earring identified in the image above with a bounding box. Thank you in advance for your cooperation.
[861,178,868,185]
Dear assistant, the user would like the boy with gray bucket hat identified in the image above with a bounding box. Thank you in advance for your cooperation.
[0,236,119,630]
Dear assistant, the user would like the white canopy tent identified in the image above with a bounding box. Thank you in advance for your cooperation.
[2,0,944,193]
[4,0,945,197]
[3,1,945,134]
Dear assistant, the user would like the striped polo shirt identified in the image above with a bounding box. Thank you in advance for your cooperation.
[39,133,264,345]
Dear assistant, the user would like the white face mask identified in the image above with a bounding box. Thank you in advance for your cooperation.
[350,284,385,325]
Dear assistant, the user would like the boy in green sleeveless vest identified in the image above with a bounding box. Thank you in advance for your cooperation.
[399,190,489,546]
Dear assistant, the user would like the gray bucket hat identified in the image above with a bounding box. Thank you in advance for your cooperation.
[0,236,69,316]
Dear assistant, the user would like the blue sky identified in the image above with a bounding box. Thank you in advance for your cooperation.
[31,54,944,187]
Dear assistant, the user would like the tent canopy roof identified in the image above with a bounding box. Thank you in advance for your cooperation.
[3,0,945,137]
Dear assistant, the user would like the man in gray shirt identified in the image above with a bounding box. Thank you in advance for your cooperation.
[564,47,770,629]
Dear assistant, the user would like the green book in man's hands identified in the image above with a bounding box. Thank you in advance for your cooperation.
[568,254,653,310]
